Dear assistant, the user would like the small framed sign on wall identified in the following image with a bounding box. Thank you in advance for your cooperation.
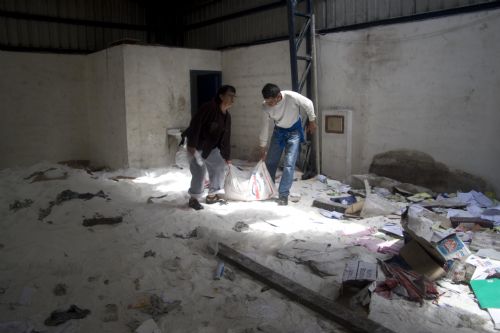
[325,115,344,134]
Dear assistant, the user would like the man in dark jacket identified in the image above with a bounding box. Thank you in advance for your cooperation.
[185,85,236,210]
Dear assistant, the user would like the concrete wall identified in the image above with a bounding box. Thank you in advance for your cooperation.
[2,8,498,196]
[222,9,500,193]
[123,45,221,168]
[222,41,291,160]
[317,8,500,193]
[0,45,221,170]
[86,46,129,169]
[0,51,88,168]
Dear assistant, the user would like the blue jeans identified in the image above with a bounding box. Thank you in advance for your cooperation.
[265,129,301,198]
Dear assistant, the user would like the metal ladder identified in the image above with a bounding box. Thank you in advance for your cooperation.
[286,0,319,177]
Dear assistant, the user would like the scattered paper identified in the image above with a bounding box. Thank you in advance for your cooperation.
[476,248,500,261]
[135,318,161,333]
[380,222,404,238]
[319,209,343,219]
[487,308,500,329]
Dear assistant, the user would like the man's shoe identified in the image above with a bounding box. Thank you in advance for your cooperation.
[206,194,225,205]
[277,196,288,206]
[188,198,203,210]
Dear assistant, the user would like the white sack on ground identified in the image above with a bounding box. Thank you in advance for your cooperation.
[224,161,277,201]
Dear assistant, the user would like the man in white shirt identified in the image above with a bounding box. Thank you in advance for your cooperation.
[258,83,317,205]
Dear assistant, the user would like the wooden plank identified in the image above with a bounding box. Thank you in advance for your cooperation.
[312,198,364,214]
[450,216,493,228]
[217,243,395,333]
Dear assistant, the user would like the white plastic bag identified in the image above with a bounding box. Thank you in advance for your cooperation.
[224,161,277,201]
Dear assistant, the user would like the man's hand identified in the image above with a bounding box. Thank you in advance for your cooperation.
[220,101,233,112]
[258,146,267,160]
[187,146,196,155]
[306,121,317,134]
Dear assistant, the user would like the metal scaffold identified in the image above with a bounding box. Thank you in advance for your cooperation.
[286,0,320,177]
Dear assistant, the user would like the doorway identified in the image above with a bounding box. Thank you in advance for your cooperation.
[190,70,222,116]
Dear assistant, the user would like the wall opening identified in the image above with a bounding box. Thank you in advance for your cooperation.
[190,70,222,116]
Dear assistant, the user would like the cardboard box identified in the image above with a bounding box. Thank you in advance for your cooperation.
[401,207,448,264]
[436,233,471,261]
[399,240,446,281]
[342,260,378,282]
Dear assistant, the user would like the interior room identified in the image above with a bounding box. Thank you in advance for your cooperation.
[1,1,500,332]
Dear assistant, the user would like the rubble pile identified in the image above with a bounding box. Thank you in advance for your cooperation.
[293,173,500,331]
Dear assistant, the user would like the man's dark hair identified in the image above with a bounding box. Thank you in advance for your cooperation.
[262,83,281,99]
[215,85,236,103]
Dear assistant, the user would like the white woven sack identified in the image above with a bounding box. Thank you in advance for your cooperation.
[224,161,277,201]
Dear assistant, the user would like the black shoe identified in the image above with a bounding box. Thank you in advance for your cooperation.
[277,196,288,206]
[188,198,203,210]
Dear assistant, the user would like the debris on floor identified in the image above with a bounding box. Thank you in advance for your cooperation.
[24,167,68,183]
[232,221,250,232]
[1,161,498,332]
[9,198,33,212]
[101,303,119,322]
[82,214,123,227]
[53,283,67,296]
[173,228,198,239]
[44,305,91,326]
[301,172,500,332]
[38,189,109,220]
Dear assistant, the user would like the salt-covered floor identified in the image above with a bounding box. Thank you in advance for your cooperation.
[0,162,496,333]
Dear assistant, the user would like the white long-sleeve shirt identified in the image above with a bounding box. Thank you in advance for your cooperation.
[259,90,316,147]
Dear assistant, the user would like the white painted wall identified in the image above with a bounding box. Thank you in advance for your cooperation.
[222,41,291,160]
[123,45,221,168]
[222,9,500,192]
[86,46,129,169]
[2,8,498,196]
[0,51,88,168]
[317,9,500,193]
[0,45,220,170]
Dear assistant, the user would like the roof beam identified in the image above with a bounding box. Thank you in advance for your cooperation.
[0,10,148,31]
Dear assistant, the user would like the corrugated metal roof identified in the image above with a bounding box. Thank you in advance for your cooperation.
[183,0,500,49]
[0,0,147,53]
[323,0,496,28]
[0,0,498,52]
